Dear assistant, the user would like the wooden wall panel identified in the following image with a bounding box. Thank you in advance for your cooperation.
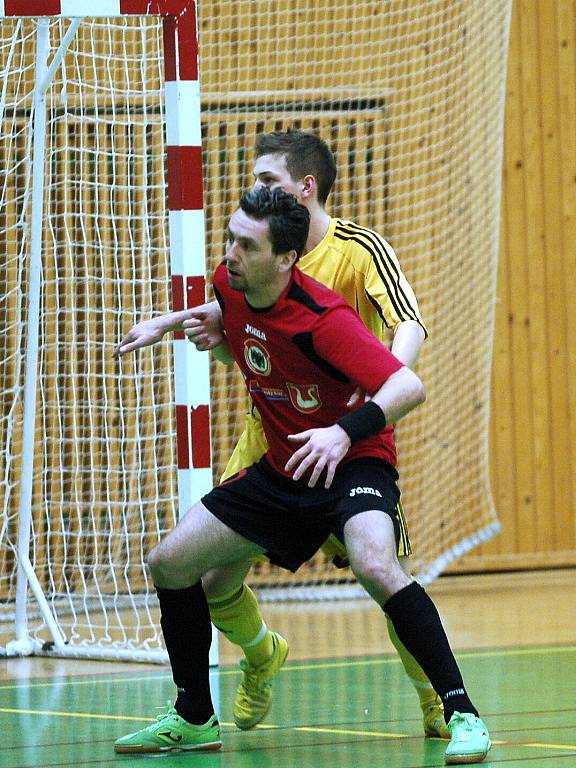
[454,0,576,572]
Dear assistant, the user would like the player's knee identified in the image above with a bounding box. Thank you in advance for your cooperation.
[353,558,409,599]
[147,544,185,587]
[202,563,248,599]
[201,569,219,598]
[146,544,165,582]
[353,558,391,586]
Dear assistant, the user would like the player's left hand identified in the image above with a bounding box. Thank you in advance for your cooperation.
[182,304,224,350]
[285,425,351,488]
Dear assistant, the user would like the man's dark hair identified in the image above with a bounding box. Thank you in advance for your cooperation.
[254,130,337,205]
[239,187,310,260]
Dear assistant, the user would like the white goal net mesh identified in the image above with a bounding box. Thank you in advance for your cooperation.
[0,17,174,657]
[0,2,511,657]
[201,1,511,592]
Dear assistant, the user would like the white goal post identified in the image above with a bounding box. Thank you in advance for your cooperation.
[0,2,217,663]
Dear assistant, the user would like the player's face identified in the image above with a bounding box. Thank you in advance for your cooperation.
[252,154,303,200]
[224,208,284,299]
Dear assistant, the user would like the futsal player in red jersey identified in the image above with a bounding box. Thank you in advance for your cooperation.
[115,129,445,740]
[211,263,402,479]
[114,187,490,764]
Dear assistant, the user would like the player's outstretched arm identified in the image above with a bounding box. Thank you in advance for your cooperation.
[113,300,222,358]
[113,312,181,357]
[182,301,225,351]
[286,366,425,490]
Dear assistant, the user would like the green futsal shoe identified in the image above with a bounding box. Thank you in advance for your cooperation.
[114,706,222,754]
[234,631,289,729]
[423,694,450,738]
[445,711,491,764]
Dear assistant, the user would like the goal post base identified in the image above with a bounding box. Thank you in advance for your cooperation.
[2,637,45,658]
[1,628,219,666]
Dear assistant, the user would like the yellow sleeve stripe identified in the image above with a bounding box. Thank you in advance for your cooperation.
[334,220,424,326]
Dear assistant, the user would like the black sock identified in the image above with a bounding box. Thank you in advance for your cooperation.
[384,582,478,722]
[156,582,215,725]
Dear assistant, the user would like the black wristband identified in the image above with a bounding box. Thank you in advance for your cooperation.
[336,401,387,444]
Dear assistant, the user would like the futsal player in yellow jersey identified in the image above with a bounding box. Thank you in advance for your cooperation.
[115,130,449,741]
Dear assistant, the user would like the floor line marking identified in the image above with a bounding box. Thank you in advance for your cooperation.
[2,707,576,753]
[513,742,576,751]
[0,707,155,722]
[293,725,408,739]
[0,674,174,691]
[269,645,576,674]
[1,644,573,690]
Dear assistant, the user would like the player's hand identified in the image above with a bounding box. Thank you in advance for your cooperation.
[347,386,369,407]
[183,304,224,351]
[113,319,166,358]
[285,425,351,489]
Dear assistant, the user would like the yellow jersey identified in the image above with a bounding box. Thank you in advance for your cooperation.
[299,217,426,341]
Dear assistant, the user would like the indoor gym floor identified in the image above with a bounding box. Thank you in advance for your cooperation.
[1,569,575,768]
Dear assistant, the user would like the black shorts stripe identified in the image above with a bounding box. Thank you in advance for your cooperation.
[395,499,411,556]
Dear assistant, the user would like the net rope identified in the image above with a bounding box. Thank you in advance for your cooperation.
[0,17,173,656]
[201,1,510,592]
[0,3,510,656]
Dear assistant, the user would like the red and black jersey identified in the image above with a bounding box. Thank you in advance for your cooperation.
[213,263,404,476]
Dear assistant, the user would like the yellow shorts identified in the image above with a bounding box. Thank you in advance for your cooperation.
[221,410,269,483]
[220,407,412,564]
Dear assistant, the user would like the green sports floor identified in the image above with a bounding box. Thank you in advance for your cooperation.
[2,642,575,768]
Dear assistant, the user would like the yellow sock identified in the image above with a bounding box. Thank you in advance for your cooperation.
[386,614,440,709]
[208,584,274,668]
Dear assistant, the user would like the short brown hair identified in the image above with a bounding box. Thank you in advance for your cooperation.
[239,187,310,260]
[254,130,337,205]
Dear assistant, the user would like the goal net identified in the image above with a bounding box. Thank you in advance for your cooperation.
[203,1,511,595]
[0,1,511,660]
[0,10,205,661]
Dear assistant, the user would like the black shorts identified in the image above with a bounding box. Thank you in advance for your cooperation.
[201,457,403,573]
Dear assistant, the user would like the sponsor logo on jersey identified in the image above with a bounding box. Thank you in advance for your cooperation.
[245,323,267,341]
[286,382,321,413]
[244,339,271,376]
[262,387,289,401]
[248,380,288,401]
[349,486,383,498]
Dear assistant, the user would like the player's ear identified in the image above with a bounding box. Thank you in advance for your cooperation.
[278,249,298,272]
[300,174,317,200]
